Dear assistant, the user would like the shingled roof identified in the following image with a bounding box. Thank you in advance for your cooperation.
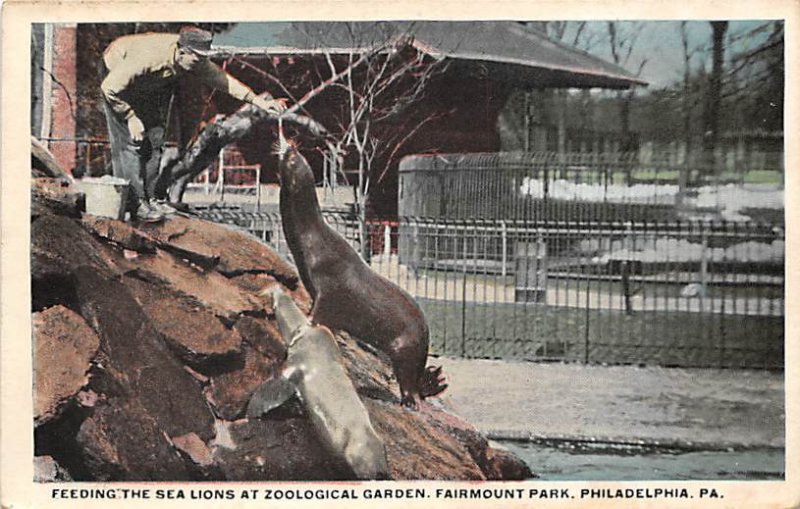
[212,21,647,90]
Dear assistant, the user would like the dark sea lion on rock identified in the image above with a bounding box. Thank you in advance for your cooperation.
[274,123,447,408]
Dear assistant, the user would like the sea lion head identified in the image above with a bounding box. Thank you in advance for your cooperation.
[274,120,313,186]
[274,118,292,161]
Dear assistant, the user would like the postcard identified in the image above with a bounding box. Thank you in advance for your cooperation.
[2,0,798,508]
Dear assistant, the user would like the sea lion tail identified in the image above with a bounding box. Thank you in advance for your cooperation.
[419,365,448,399]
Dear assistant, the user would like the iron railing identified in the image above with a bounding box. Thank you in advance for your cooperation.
[195,206,784,370]
[398,151,784,223]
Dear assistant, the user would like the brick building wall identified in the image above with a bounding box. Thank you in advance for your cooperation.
[46,24,78,173]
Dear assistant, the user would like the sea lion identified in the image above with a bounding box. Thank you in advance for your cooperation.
[275,123,447,409]
[246,285,390,480]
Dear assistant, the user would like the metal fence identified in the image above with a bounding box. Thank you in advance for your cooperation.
[398,151,784,224]
[196,206,784,370]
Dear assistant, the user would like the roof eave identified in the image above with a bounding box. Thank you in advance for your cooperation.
[209,44,648,89]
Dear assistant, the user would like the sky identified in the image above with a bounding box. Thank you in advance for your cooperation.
[214,20,775,89]
[571,20,773,88]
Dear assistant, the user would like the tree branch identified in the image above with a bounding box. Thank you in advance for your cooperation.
[378,109,452,183]
[163,42,395,199]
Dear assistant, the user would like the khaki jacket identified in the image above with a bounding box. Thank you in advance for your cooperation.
[101,32,257,120]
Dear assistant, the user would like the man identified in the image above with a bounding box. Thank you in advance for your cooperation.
[101,26,287,221]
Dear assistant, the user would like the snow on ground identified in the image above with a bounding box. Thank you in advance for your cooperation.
[520,178,784,221]
[587,237,785,264]
[520,178,678,205]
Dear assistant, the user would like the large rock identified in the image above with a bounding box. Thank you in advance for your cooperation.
[139,216,299,283]
[213,418,354,480]
[76,397,192,481]
[337,331,399,403]
[31,214,127,281]
[126,276,243,370]
[128,250,261,322]
[73,266,215,442]
[82,215,158,254]
[30,185,532,482]
[33,306,100,426]
[206,343,282,420]
[483,446,535,480]
[229,272,312,314]
[233,315,286,360]
[34,456,74,482]
[365,399,485,480]
[420,403,534,480]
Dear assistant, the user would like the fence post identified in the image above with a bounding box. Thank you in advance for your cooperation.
[383,224,391,255]
[584,269,591,364]
[623,221,634,315]
[719,286,726,368]
[411,221,420,270]
[218,148,225,201]
[255,166,261,212]
[700,228,708,313]
[461,232,468,357]
[501,220,508,277]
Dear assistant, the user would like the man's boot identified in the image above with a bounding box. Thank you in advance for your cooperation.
[149,199,178,216]
[134,200,165,222]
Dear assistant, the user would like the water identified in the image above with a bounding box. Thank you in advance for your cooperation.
[497,440,784,481]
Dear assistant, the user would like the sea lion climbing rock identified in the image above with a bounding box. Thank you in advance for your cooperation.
[275,124,447,408]
[246,286,390,480]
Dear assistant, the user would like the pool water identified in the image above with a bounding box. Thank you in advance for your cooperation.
[497,440,784,481]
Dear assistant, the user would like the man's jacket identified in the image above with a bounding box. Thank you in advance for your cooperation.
[101,32,257,120]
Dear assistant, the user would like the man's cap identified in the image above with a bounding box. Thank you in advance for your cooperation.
[178,27,213,56]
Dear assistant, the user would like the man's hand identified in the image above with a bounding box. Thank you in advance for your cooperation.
[127,115,145,144]
[252,96,288,116]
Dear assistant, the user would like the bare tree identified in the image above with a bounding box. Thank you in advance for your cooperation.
[606,21,647,152]
[723,21,784,132]
[678,21,703,193]
[297,24,447,256]
[702,21,728,175]
[158,22,446,255]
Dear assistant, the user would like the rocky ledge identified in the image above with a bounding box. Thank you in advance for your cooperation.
[31,177,532,482]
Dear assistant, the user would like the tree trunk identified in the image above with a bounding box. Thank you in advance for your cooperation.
[679,21,692,196]
[703,21,728,177]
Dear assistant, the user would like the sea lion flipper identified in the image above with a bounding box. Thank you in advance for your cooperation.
[419,365,448,398]
[246,377,298,419]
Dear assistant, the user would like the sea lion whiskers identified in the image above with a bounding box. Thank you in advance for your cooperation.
[274,117,294,161]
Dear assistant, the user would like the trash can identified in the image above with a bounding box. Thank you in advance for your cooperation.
[78,176,130,220]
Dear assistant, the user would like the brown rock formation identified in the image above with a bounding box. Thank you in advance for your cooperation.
[34,456,74,482]
[31,178,532,481]
[206,343,282,420]
[138,215,299,283]
[126,276,244,369]
[33,305,100,426]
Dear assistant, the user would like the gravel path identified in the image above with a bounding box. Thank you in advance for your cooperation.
[434,357,784,449]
